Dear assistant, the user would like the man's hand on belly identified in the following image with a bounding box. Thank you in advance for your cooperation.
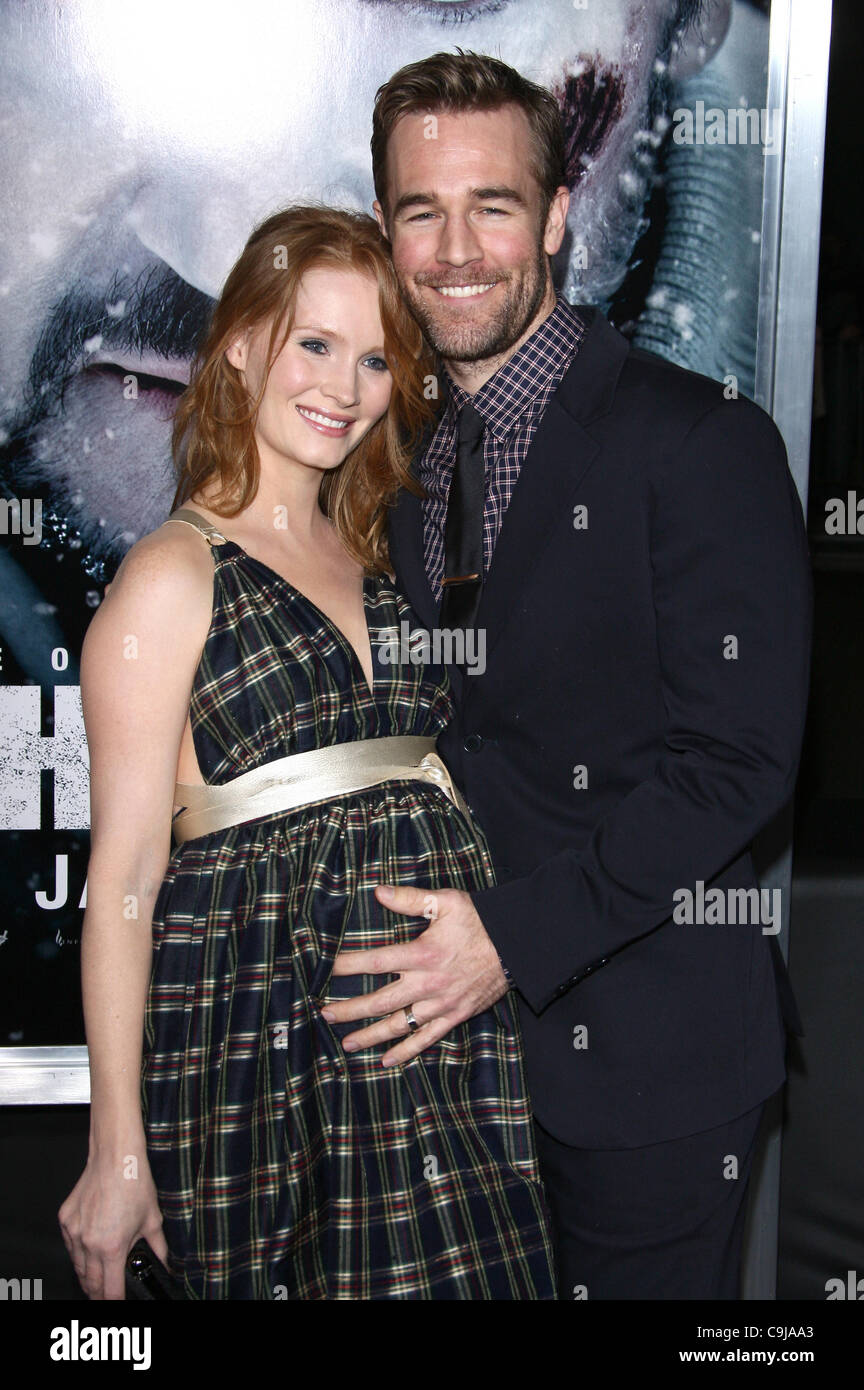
[321,885,509,1066]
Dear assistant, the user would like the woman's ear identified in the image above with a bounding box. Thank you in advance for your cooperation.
[225,329,250,371]
[667,0,732,82]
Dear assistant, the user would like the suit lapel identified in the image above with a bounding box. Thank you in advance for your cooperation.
[388,479,469,704]
[474,402,601,664]
[474,309,630,666]
[387,481,438,633]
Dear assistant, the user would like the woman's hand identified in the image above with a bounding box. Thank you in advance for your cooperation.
[59,1150,169,1300]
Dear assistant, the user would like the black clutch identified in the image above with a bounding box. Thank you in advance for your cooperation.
[124,1238,188,1300]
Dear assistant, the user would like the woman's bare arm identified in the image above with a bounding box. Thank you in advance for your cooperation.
[58,522,213,1299]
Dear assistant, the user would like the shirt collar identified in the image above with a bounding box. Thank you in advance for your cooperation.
[442,297,586,441]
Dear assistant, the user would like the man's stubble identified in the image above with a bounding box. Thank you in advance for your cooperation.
[398,236,552,372]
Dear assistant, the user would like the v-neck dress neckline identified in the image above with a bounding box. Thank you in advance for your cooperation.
[219,539,378,701]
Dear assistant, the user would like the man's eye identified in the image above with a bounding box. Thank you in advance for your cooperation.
[478,206,508,216]
[299,339,328,354]
[406,211,437,222]
[363,356,390,373]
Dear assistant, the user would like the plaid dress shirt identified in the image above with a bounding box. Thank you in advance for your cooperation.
[419,297,587,600]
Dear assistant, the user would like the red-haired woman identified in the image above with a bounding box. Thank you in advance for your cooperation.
[58,207,555,1300]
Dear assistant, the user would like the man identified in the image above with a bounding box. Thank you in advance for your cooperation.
[321,50,812,1298]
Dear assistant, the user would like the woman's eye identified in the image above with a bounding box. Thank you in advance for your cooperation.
[299,339,328,354]
[363,356,390,373]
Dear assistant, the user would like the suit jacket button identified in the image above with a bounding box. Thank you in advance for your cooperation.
[463,734,484,753]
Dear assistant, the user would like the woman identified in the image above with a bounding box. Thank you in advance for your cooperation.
[58,207,555,1300]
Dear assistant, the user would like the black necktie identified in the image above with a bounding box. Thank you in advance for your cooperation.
[440,401,485,630]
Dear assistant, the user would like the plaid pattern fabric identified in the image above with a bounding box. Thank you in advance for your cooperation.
[419,297,587,598]
[141,525,555,1300]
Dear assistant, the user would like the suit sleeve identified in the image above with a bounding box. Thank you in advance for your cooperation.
[469,398,813,1014]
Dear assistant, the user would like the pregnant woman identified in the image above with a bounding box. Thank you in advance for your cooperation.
[58,206,555,1299]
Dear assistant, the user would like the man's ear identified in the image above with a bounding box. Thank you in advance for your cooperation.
[225,330,250,372]
[373,199,389,241]
[543,186,571,258]
[667,0,732,82]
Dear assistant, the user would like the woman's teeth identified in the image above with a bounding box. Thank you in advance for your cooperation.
[297,406,351,430]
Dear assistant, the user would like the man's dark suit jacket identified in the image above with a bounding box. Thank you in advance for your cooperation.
[387,305,813,1150]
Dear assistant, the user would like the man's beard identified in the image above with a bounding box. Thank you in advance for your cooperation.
[400,240,550,366]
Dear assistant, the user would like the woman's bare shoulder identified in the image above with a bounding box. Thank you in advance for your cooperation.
[103,518,215,606]
[82,521,215,669]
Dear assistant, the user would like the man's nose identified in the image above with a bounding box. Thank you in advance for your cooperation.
[435,215,484,268]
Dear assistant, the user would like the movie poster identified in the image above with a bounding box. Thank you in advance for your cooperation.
[0,0,775,1051]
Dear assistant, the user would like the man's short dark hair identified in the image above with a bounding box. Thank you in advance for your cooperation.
[371,49,566,218]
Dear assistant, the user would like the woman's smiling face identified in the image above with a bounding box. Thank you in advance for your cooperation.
[226,266,393,480]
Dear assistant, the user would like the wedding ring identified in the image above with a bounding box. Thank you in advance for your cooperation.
[404,1005,419,1034]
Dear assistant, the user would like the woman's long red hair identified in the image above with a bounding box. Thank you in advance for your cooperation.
[171,206,432,573]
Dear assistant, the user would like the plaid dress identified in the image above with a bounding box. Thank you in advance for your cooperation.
[141,519,555,1300]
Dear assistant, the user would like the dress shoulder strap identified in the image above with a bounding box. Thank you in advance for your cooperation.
[165,507,229,547]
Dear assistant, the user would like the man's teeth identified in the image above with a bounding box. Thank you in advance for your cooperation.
[435,284,496,298]
[297,406,350,429]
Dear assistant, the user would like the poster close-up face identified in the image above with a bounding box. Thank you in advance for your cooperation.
[1,0,772,1046]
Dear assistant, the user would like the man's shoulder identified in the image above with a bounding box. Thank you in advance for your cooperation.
[574,308,780,446]
[623,343,740,417]
[547,308,788,487]
[614,340,791,496]
[622,331,775,429]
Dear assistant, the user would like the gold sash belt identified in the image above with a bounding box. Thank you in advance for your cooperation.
[172,735,470,844]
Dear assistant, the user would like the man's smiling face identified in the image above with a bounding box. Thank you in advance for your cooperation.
[375,106,568,369]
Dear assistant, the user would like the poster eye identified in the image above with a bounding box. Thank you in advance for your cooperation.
[361,0,511,24]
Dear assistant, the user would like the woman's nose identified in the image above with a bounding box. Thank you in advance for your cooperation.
[319,360,360,407]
